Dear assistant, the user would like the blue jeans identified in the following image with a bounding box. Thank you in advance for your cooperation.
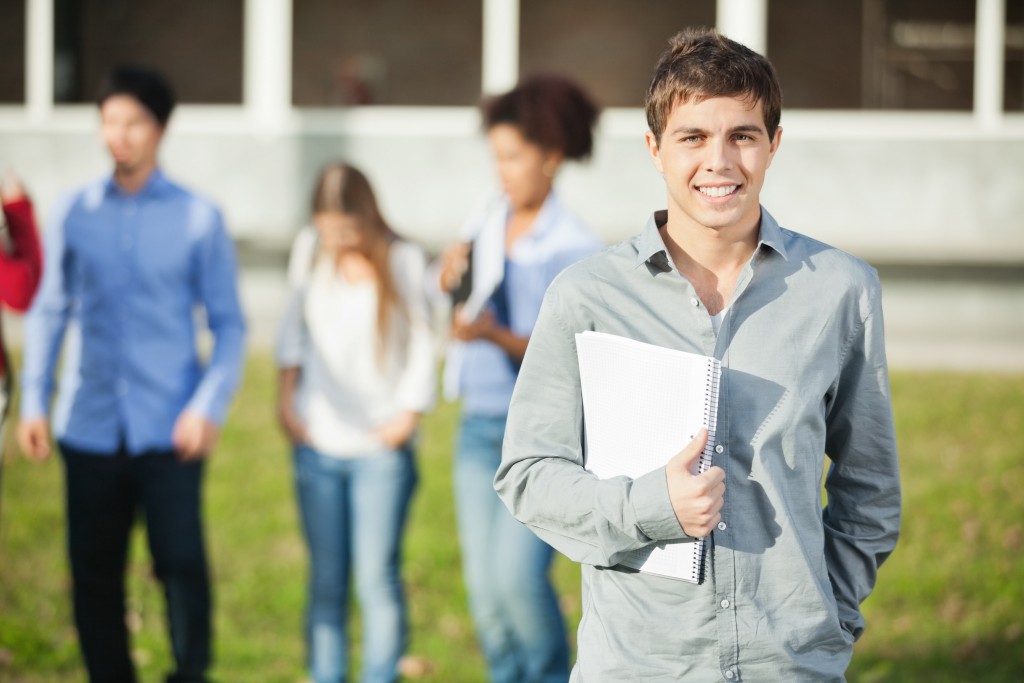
[454,415,569,683]
[294,444,417,683]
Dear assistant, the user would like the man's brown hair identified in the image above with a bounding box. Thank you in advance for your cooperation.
[645,27,782,144]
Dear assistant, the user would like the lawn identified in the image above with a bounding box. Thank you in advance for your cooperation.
[1,356,1022,682]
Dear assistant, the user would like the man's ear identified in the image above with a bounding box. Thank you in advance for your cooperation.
[644,130,664,174]
[766,126,782,169]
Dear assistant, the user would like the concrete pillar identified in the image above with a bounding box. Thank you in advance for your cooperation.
[245,0,293,131]
[717,0,768,55]
[482,0,519,95]
[26,0,54,123]
[974,0,1006,128]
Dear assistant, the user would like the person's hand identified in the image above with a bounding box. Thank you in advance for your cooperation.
[375,411,419,449]
[276,401,310,447]
[17,418,51,461]
[172,410,220,461]
[665,429,725,538]
[438,242,471,293]
[0,171,26,203]
[451,308,497,342]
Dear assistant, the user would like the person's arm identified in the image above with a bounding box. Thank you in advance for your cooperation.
[450,309,529,362]
[17,195,75,460]
[0,181,43,311]
[174,209,247,458]
[375,243,438,447]
[822,277,901,641]
[275,285,310,446]
[276,366,310,446]
[495,280,692,567]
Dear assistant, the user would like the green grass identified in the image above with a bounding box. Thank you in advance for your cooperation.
[1,357,1022,682]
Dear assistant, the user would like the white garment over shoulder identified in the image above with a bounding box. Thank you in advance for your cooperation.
[277,240,437,458]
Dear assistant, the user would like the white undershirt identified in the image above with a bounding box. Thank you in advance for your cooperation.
[711,307,729,336]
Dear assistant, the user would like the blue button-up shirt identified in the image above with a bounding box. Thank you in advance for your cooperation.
[21,170,247,455]
[497,208,900,681]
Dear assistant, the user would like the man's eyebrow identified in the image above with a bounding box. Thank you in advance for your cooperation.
[667,124,765,136]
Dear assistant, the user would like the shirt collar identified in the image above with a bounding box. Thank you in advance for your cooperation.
[103,167,170,199]
[634,210,672,271]
[756,206,789,261]
[635,205,790,271]
[503,191,562,243]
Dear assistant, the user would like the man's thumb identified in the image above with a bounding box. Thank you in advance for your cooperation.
[676,428,709,475]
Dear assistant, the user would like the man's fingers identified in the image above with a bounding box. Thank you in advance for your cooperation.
[669,428,709,475]
[18,422,51,460]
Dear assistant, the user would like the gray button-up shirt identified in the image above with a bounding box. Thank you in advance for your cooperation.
[496,208,901,682]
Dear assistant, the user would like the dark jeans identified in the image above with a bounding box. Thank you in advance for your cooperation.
[60,442,212,683]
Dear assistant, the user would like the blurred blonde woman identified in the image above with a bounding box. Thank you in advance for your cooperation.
[276,163,435,683]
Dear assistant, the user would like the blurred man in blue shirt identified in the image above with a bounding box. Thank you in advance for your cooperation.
[18,66,246,683]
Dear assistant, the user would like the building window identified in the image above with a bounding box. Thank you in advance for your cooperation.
[0,1,26,103]
[53,0,244,104]
[1006,1,1024,111]
[292,0,482,106]
[769,0,976,110]
[519,0,715,108]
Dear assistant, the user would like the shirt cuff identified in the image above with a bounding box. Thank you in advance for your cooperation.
[19,387,47,420]
[629,467,690,543]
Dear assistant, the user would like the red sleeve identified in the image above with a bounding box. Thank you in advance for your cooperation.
[0,197,44,311]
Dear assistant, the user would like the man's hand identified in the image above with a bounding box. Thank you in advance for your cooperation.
[172,410,220,461]
[17,418,51,461]
[665,428,725,538]
[375,410,419,449]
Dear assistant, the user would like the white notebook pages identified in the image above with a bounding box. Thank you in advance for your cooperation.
[575,331,722,583]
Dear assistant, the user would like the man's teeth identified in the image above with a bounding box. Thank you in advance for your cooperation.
[699,185,737,197]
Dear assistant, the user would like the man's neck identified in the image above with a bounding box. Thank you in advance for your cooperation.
[661,210,761,316]
[113,162,158,195]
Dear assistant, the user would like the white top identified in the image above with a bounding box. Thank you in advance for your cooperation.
[286,225,318,288]
[277,239,437,457]
[711,307,729,336]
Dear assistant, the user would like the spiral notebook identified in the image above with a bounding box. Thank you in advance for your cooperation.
[575,331,721,583]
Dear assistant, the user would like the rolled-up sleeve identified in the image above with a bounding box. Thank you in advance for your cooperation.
[822,277,901,640]
[495,280,687,568]
[276,286,307,369]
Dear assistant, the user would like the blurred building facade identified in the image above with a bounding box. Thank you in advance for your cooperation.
[1,0,1022,265]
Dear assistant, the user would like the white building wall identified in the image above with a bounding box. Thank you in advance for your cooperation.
[2,0,1021,264]
[3,109,1023,264]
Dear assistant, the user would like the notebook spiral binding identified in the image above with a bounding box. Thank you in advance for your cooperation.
[694,357,723,582]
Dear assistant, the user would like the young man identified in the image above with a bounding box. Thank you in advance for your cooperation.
[18,66,246,683]
[495,28,901,681]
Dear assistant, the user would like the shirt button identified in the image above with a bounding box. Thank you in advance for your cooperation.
[690,297,699,307]
[720,599,731,609]
[724,670,736,680]
[715,444,724,454]
[718,522,727,531]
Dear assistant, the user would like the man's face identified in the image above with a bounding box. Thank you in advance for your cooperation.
[645,95,781,236]
[100,94,164,176]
